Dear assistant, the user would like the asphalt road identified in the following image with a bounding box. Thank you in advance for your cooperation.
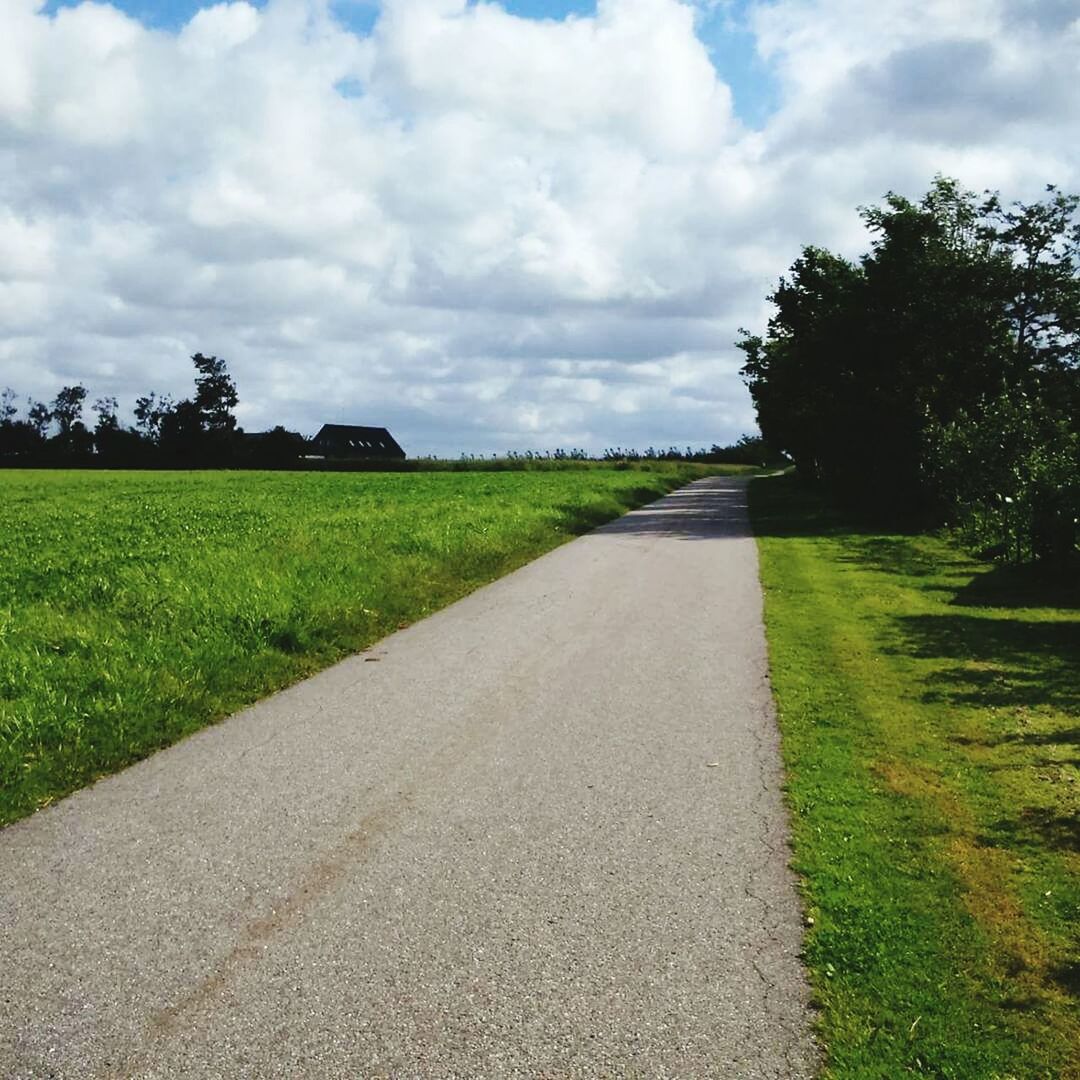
[1,475,818,1078]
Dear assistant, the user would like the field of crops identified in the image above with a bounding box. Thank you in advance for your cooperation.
[0,465,738,826]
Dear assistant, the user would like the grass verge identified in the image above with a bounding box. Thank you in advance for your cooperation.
[751,474,1080,1079]
[0,464,743,827]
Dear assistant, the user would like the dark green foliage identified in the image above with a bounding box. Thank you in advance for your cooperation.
[90,396,128,462]
[0,420,44,457]
[739,178,1080,560]
[46,386,94,461]
[92,396,118,433]
[926,393,1080,563]
[158,397,211,460]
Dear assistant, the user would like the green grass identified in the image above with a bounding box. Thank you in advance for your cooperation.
[0,464,743,827]
[751,474,1080,1078]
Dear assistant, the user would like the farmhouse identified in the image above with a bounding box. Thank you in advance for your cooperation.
[311,424,406,460]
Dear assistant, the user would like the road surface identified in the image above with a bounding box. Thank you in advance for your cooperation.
[0,475,818,1078]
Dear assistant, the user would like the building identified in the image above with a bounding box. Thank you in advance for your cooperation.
[310,424,406,460]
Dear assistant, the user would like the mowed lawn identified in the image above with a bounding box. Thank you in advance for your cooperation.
[753,475,1080,1078]
[0,465,724,827]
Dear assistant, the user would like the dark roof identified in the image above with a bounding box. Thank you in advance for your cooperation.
[312,424,405,459]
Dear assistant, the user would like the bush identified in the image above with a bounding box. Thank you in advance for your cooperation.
[925,392,1080,563]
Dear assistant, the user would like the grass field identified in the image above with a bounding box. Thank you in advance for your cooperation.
[0,464,740,827]
[752,474,1080,1078]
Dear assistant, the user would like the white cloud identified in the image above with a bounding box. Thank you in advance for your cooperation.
[179,1,261,57]
[0,0,1078,454]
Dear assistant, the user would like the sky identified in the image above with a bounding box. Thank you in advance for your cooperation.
[3,0,1079,456]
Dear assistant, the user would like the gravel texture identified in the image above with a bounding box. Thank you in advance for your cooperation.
[0,475,818,1078]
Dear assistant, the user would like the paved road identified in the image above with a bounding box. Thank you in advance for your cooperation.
[1,475,818,1078]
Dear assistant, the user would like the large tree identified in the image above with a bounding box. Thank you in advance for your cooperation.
[739,177,1080,542]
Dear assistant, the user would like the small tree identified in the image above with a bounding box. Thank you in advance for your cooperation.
[51,385,87,438]
[133,392,173,443]
[27,400,51,437]
[93,396,119,433]
[192,353,238,433]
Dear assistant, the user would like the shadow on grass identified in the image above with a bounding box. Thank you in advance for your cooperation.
[749,474,861,539]
[1049,961,1080,998]
[899,610,1080,863]
[981,808,1080,856]
[753,471,1080,1016]
[848,537,933,574]
[755,480,1080,612]
[950,561,1080,611]
[749,473,937,541]
[896,614,1080,715]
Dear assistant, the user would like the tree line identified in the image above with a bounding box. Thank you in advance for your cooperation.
[739,176,1080,563]
[2,347,785,471]
[0,353,306,467]
[499,436,783,465]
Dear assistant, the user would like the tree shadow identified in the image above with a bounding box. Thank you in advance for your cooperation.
[949,561,1080,611]
[980,808,1080,856]
[568,476,757,541]
[897,612,1080,861]
[851,537,937,575]
[896,613,1080,715]
[837,536,970,581]
[1049,960,1080,999]
[748,474,867,539]
[557,486,676,536]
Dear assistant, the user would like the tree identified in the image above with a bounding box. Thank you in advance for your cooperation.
[93,396,119,433]
[91,396,134,460]
[133,392,173,443]
[27,400,51,438]
[157,399,205,460]
[992,186,1080,379]
[191,353,238,433]
[926,393,1079,563]
[157,354,239,464]
[738,176,1080,540]
[0,391,44,458]
[738,244,867,487]
[51,385,88,438]
[240,425,307,467]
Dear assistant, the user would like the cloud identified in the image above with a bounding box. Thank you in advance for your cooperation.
[1,0,1079,453]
